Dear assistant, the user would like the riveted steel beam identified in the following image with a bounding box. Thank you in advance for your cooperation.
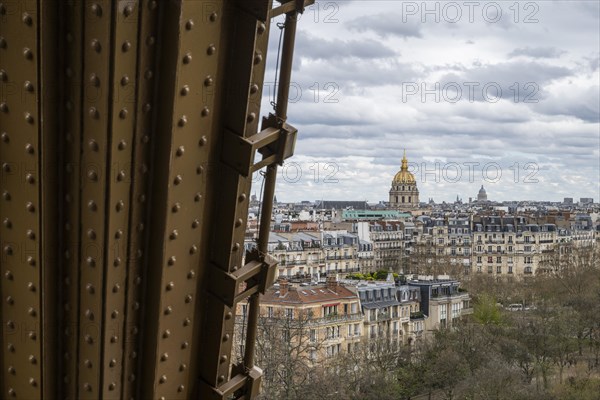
[0,0,59,398]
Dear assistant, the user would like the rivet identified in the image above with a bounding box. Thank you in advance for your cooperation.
[250,84,259,94]
[145,70,153,80]
[27,256,35,266]
[204,76,213,87]
[29,378,37,387]
[108,382,116,391]
[235,218,243,227]
[28,282,36,291]
[118,140,127,150]
[180,363,187,372]
[3,245,13,255]
[110,335,118,343]
[119,109,128,119]
[160,353,168,361]
[196,165,204,175]
[6,296,14,305]
[89,107,99,119]
[181,341,189,349]
[112,284,120,293]
[218,375,225,383]
[254,52,263,65]
[166,282,174,291]
[1,132,9,142]
[89,73,100,87]
[209,12,218,22]
[90,3,102,16]
[3,190,12,200]
[7,343,15,352]
[117,170,125,181]
[89,139,99,151]
[0,69,7,81]
[0,37,6,48]
[137,223,144,232]
[25,143,35,154]
[91,39,101,52]
[7,388,15,397]
[28,307,36,316]
[185,294,193,303]
[25,112,35,124]
[178,385,185,392]
[192,219,200,228]
[163,330,171,338]
[164,306,172,315]
[23,13,33,26]
[29,355,37,364]
[111,310,119,319]
[3,218,11,228]
[87,170,98,181]
[172,203,180,212]
[83,383,92,392]
[115,229,123,239]
[86,256,96,267]
[146,36,156,46]
[186,19,194,30]
[149,0,158,10]
[26,173,35,184]
[159,375,167,384]
[26,229,35,239]
[4,271,12,280]
[183,52,192,64]
[129,374,136,382]
[183,317,191,326]
[123,4,133,16]
[199,135,207,146]
[144,103,151,112]
[180,85,190,96]
[187,270,195,279]
[121,75,129,86]
[8,366,15,374]
[238,193,247,202]
[87,229,96,239]
[116,200,124,211]
[225,311,232,320]
[85,310,94,320]
[167,256,176,266]
[174,175,182,185]
[189,245,198,254]
[0,103,8,113]
[201,107,210,117]
[114,257,121,267]
[28,331,36,340]
[194,193,202,202]
[178,116,187,126]
[176,146,185,156]
[24,81,34,92]
[26,202,35,212]
[258,22,266,34]
[247,112,256,122]
[86,283,95,294]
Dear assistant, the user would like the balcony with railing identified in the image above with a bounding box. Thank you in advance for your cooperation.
[308,312,363,326]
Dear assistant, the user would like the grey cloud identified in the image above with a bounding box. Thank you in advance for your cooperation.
[508,46,566,59]
[346,13,423,38]
[294,34,397,60]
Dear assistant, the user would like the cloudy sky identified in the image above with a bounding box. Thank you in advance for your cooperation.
[257,1,599,204]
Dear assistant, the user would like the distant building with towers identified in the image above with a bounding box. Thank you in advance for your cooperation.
[389,151,419,210]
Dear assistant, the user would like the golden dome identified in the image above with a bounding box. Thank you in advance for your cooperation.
[393,150,416,184]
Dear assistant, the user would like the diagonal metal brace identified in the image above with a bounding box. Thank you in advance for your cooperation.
[222,114,297,177]
[207,249,278,308]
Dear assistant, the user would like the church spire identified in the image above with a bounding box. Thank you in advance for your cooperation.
[401,149,408,171]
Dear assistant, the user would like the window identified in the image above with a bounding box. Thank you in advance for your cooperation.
[496,256,501,263]
[267,306,274,318]
[310,329,316,342]
[497,265,502,274]
[285,308,294,319]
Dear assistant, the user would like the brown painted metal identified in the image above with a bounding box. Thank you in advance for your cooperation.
[0,1,310,398]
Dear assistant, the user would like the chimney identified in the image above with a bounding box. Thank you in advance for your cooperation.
[279,279,289,297]
[326,274,339,292]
